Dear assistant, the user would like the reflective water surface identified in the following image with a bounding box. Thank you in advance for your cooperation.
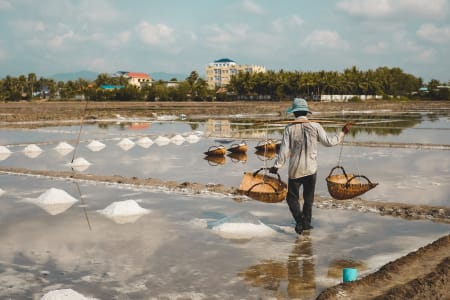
[0,111,449,299]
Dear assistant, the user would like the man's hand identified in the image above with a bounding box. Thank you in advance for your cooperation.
[269,166,278,174]
[342,121,352,134]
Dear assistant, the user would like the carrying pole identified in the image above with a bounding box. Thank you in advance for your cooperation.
[71,100,89,163]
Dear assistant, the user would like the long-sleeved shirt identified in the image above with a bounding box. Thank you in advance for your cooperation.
[273,116,344,179]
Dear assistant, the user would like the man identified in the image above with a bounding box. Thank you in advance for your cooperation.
[269,98,351,235]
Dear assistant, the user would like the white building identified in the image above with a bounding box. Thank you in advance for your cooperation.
[205,58,266,90]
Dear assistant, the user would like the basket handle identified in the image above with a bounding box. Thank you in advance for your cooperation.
[328,165,348,179]
[252,167,283,185]
[345,175,376,188]
[247,181,279,194]
[207,145,224,152]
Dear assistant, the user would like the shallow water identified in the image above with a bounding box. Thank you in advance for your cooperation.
[0,175,448,299]
[0,111,449,299]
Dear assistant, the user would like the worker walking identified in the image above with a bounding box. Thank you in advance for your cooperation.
[269,98,351,235]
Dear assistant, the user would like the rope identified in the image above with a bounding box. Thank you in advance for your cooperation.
[337,135,345,166]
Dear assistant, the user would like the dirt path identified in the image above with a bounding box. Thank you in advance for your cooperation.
[316,234,450,300]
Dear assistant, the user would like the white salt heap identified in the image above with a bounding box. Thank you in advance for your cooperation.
[55,142,74,150]
[0,188,5,196]
[41,288,96,300]
[0,146,11,154]
[136,137,154,148]
[55,142,74,155]
[28,187,78,215]
[171,134,185,145]
[66,157,91,172]
[87,140,106,151]
[209,211,276,239]
[154,136,171,146]
[98,200,151,224]
[185,134,200,144]
[0,146,11,161]
[23,144,43,158]
[117,138,135,151]
[24,144,43,152]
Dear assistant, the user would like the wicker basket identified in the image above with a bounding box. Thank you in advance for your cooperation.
[238,168,287,203]
[326,166,378,200]
[254,139,280,152]
[204,145,226,156]
[227,141,248,153]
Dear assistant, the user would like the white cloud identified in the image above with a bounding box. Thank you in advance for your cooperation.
[48,30,74,50]
[417,23,450,44]
[205,23,249,47]
[337,0,448,19]
[14,20,46,33]
[136,21,175,46]
[415,48,436,63]
[0,0,12,10]
[303,30,349,49]
[242,0,265,15]
[271,14,304,33]
[364,41,388,54]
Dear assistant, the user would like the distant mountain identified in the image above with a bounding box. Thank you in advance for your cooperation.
[150,72,187,81]
[50,70,98,82]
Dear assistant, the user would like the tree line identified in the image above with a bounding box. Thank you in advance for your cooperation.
[1,66,448,102]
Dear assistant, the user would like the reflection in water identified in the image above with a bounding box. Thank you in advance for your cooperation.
[255,149,277,161]
[240,232,316,299]
[228,152,248,163]
[327,258,367,279]
[205,119,231,138]
[204,155,226,166]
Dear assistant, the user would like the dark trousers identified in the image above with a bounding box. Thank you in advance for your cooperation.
[286,173,317,227]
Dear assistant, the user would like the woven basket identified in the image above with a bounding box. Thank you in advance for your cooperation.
[204,145,226,156]
[227,141,248,153]
[326,166,378,200]
[254,139,280,152]
[238,168,287,203]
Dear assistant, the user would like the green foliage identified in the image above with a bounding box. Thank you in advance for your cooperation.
[0,67,445,102]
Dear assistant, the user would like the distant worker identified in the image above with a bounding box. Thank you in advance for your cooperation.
[269,98,351,235]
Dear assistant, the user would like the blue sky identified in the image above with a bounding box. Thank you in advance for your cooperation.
[0,0,449,82]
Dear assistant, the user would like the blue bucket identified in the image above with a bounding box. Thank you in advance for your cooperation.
[342,268,358,282]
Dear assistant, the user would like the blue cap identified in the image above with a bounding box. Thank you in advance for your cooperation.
[287,98,311,114]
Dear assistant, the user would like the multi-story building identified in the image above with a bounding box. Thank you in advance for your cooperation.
[205,58,266,90]
[114,71,152,88]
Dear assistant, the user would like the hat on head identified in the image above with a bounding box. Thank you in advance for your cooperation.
[287,98,311,114]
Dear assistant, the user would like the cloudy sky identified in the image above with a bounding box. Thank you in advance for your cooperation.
[0,0,449,82]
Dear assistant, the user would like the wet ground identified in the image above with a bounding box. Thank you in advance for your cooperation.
[0,101,449,299]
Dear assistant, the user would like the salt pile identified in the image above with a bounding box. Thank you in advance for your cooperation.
[55,142,74,155]
[171,134,185,145]
[87,140,106,152]
[98,200,151,224]
[0,146,11,154]
[209,211,276,239]
[0,146,11,161]
[41,288,96,300]
[154,136,171,146]
[0,188,5,196]
[24,144,43,153]
[28,187,78,215]
[66,157,91,172]
[185,134,200,144]
[137,137,154,148]
[23,144,43,158]
[117,138,135,151]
